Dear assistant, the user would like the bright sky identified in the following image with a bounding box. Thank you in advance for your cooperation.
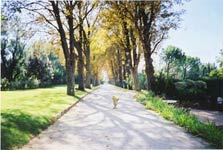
[159,0,223,65]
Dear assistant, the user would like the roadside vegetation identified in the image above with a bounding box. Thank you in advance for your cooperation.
[1,85,92,150]
[136,90,223,148]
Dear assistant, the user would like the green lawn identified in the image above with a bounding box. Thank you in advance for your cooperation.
[1,85,92,150]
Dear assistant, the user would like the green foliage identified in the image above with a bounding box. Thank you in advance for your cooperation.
[49,53,66,85]
[138,73,147,89]
[210,68,223,79]
[218,49,223,68]
[1,77,10,90]
[26,78,40,89]
[1,77,40,90]
[175,79,207,103]
[26,55,54,87]
[1,85,89,150]
[200,63,217,77]
[204,78,223,99]
[161,45,213,80]
[1,38,26,82]
[136,91,223,148]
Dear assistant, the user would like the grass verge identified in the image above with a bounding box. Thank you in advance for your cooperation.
[135,90,223,148]
[1,85,94,150]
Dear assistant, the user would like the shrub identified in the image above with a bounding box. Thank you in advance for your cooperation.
[9,81,23,90]
[138,73,147,90]
[27,78,40,89]
[1,78,10,90]
[175,80,207,104]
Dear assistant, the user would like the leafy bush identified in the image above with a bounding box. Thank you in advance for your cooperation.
[1,78,40,91]
[151,72,177,99]
[1,78,10,90]
[175,80,207,104]
[136,91,223,148]
[138,73,147,89]
[26,56,53,87]
[9,81,24,90]
[27,78,40,89]
[204,78,223,98]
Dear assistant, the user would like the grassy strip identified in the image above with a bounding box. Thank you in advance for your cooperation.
[1,85,95,150]
[135,90,223,148]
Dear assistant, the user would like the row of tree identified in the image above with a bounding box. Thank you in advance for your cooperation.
[2,1,183,95]
[2,1,104,93]
[91,1,183,91]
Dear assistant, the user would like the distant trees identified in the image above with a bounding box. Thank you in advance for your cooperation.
[0,13,66,90]
[94,1,183,90]
[161,46,185,78]
[1,15,27,83]
[161,45,216,80]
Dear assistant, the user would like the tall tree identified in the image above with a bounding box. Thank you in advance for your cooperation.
[81,2,99,89]
[127,1,182,90]
[10,1,96,95]
[162,45,185,78]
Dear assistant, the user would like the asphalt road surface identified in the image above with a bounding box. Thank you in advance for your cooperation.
[22,84,209,150]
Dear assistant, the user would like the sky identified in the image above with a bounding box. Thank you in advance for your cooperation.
[149,0,223,71]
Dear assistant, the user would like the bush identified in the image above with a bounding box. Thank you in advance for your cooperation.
[204,78,223,98]
[1,78,40,90]
[27,78,40,89]
[151,72,177,99]
[9,81,24,90]
[1,78,10,90]
[175,80,207,105]
[138,73,147,90]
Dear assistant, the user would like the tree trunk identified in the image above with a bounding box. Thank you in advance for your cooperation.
[123,21,132,78]
[77,4,85,91]
[85,46,91,89]
[129,26,140,91]
[51,1,75,96]
[77,48,85,91]
[82,19,91,89]
[66,62,75,95]
[122,62,127,88]
[144,49,155,90]
[131,68,140,91]
[183,67,187,79]
[93,73,99,86]
[167,62,170,78]
[117,49,123,87]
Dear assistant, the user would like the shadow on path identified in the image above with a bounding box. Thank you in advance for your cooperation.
[22,84,210,150]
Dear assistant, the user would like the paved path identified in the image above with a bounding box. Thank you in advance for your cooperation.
[190,109,223,126]
[22,84,209,150]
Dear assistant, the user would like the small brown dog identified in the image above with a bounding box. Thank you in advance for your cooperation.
[112,96,119,109]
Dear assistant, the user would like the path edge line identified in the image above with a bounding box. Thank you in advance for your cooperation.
[52,85,101,123]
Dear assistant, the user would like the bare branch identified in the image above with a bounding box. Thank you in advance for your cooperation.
[151,32,165,54]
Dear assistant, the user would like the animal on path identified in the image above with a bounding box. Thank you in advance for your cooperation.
[112,96,119,109]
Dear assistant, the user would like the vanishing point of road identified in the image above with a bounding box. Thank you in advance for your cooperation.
[22,84,209,150]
